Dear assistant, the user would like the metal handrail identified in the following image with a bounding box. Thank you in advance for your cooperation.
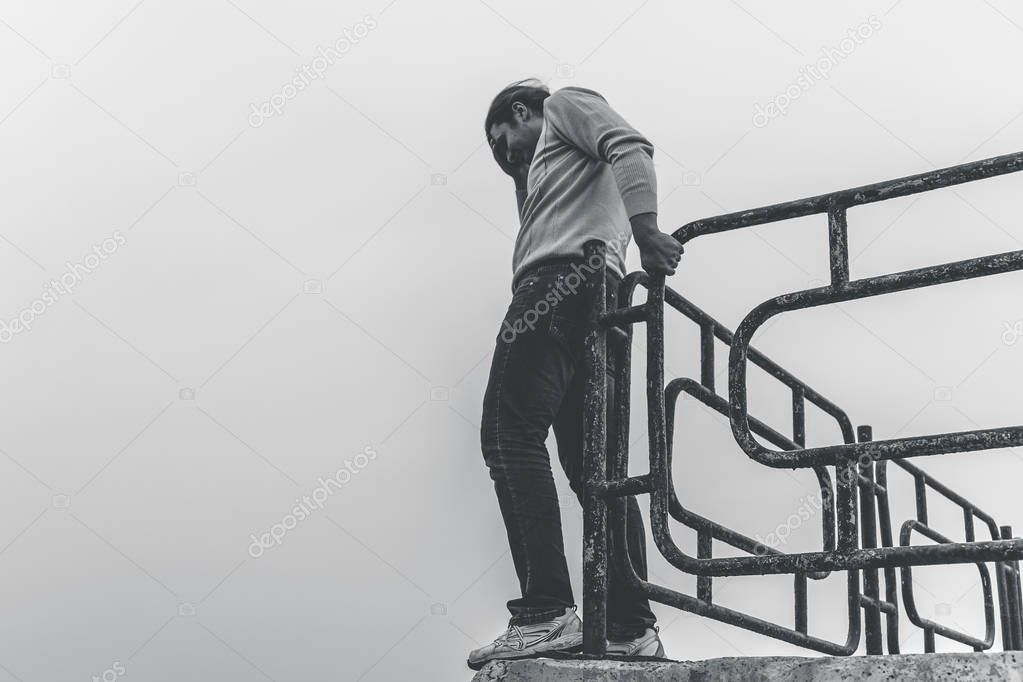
[580,150,1023,656]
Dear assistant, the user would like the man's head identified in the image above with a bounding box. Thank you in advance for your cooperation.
[485,80,549,169]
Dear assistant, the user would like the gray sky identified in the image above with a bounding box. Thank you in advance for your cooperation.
[0,0,1021,680]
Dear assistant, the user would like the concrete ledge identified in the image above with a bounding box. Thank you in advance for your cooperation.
[472,651,1023,681]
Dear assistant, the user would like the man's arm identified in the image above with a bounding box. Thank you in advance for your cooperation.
[514,185,528,221]
[491,141,530,223]
[544,88,683,275]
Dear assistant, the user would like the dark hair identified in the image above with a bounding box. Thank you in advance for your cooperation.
[484,79,551,137]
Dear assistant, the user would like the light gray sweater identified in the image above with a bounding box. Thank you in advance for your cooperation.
[513,86,657,281]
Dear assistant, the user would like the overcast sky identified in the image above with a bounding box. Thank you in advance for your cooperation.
[1,0,1022,680]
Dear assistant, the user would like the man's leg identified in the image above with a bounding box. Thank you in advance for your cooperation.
[549,268,657,642]
[480,272,580,625]
[553,361,657,641]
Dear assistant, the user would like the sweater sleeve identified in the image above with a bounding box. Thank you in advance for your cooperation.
[515,186,528,223]
[544,88,657,218]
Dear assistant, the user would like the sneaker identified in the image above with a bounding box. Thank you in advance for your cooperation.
[606,627,665,658]
[466,606,583,670]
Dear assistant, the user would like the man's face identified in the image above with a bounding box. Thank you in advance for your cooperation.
[488,105,542,169]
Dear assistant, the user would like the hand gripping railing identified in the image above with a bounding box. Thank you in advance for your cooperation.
[580,150,1023,656]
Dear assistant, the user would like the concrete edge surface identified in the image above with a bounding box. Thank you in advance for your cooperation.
[471,651,1023,681]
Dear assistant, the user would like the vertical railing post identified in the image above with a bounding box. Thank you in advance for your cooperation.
[915,475,929,526]
[697,531,713,602]
[828,205,850,287]
[582,240,608,655]
[644,270,671,583]
[923,628,936,653]
[837,447,863,652]
[794,574,808,634]
[700,321,715,391]
[874,461,902,653]
[792,386,806,448]
[912,468,937,653]
[996,539,1014,651]
[857,425,883,654]
[1002,525,1023,650]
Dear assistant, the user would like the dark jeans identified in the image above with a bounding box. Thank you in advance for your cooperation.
[480,257,656,641]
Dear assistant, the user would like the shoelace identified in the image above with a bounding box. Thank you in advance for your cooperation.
[493,624,525,650]
[494,609,574,651]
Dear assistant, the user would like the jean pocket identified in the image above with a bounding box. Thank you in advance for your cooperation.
[547,274,582,347]
[498,278,546,344]
[513,275,539,295]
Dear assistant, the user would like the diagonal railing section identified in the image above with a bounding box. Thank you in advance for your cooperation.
[581,150,1023,656]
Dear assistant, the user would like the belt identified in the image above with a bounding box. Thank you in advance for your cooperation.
[512,256,621,293]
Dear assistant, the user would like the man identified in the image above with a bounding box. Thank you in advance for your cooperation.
[468,80,683,671]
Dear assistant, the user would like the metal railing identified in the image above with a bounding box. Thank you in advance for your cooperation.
[580,151,1023,656]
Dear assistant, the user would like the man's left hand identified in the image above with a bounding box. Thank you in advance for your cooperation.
[630,213,683,276]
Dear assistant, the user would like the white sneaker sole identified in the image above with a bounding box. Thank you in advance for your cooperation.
[607,637,666,658]
[467,631,583,670]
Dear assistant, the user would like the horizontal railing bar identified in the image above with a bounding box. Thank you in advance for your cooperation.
[601,304,647,328]
[673,151,1023,246]
[660,538,1023,577]
[859,595,898,615]
[598,475,651,498]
